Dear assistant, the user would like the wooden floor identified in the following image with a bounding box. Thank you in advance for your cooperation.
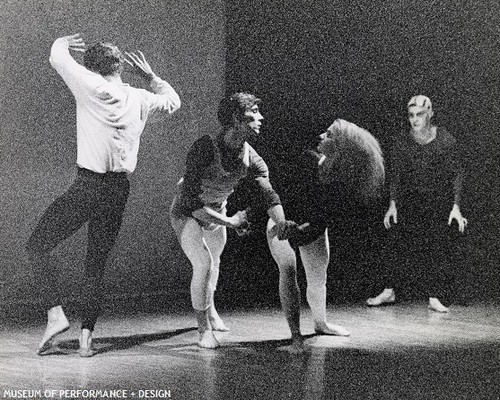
[1,302,499,400]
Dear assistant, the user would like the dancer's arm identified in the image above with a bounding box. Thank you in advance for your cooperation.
[184,136,248,228]
[49,34,106,98]
[384,141,401,229]
[247,145,300,239]
[447,132,467,232]
[125,51,181,117]
[192,207,247,229]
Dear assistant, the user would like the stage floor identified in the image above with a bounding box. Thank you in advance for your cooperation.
[1,302,499,400]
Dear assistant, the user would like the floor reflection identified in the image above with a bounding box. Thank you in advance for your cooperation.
[1,303,499,399]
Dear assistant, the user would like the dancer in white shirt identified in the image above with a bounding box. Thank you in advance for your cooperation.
[27,34,180,357]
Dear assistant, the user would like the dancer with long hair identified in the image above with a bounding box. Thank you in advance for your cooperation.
[267,119,385,351]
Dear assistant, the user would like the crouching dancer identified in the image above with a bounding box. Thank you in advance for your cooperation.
[170,93,294,348]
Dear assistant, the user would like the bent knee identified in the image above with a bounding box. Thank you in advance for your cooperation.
[277,261,298,276]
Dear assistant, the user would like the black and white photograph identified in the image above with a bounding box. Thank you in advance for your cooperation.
[1,0,499,399]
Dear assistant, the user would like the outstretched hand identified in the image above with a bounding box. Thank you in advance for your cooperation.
[235,221,251,237]
[62,33,85,52]
[125,51,155,81]
[269,221,309,240]
[234,208,252,237]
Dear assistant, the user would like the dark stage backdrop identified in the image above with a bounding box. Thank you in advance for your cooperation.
[220,0,500,303]
[1,0,498,319]
[0,0,225,315]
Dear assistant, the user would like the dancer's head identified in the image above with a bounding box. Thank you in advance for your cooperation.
[217,93,263,147]
[217,93,263,131]
[317,119,385,202]
[407,95,433,133]
[84,42,125,77]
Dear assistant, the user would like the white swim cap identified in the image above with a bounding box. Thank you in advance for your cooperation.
[407,95,432,111]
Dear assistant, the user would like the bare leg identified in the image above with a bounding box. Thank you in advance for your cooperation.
[267,219,304,351]
[203,226,229,331]
[172,216,219,348]
[37,305,70,354]
[299,230,350,337]
[195,308,220,348]
[78,328,97,357]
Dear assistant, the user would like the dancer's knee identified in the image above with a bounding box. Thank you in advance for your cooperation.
[304,268,327,288]
[191,296,208,311]
[278,262,298,283]
[191,282,210,310]
[192,260,211,283]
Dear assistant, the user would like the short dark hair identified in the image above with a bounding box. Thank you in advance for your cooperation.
[217,92,261,127]
[84,42,124,77]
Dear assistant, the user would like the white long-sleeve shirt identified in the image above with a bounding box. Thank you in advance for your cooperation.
[49,37,181,173]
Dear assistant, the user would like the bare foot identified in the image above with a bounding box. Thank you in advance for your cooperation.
[209,306,229,331]
[366,288,395,306]
[198,330,220,349]
[209,315,229,332]
[428,297,449,313]
[37,306,70,355]
[78,329,97,357]
[314,322,351,337]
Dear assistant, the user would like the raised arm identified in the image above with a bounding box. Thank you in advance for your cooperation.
[49,34,106,97]
[125,51,181,118]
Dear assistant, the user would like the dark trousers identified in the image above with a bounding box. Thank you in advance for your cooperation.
[382,191,457,300]
[26,167,130,331]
